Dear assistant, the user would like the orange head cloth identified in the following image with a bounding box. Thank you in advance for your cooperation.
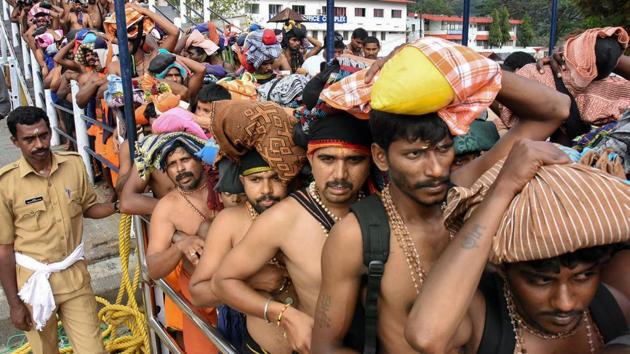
[563,27,629,89]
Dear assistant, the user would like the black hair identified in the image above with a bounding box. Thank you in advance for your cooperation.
[595,36,623,80]
[369,110,451,152]
[502,51,536,72]
[189,83,231,112]
[7,106,50,138]
[324,31,346,49]
[507,244,621,274]
[364,36,380,47]
[352,28,368,41]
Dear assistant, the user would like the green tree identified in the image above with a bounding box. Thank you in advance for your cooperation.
[488,9,503,47]
[209,0,249,19]
[574,0,630,34]
[499,6,512,45]
[518,14,534,47]
[408,0,454,15]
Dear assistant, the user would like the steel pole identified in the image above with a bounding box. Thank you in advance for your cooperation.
[548,0,559,54]
[325,0,334,63]
[114,0,137,160]
[462,0,470,46]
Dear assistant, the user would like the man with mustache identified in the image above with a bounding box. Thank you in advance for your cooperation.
[311,54,574,352]
[190,149,293,353]
[0,107,118,353]
[213,113,373,353]
[145,133,220,354]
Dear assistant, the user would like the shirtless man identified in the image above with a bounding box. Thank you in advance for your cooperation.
[212,113,373,353]
[107,3,180,79]
[67,0,92,30]
[85,0,107,31]
[310,70,572,352]
[145,134,219,354]
[189,150,292,353]
[406,141,630,354]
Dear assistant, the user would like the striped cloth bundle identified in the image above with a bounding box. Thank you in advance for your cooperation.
[443,161,630,263]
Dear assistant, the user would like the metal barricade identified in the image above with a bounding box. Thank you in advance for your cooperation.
[2,0,243,351]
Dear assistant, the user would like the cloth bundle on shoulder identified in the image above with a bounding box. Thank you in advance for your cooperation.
[443,161,630,263]
[103,7,154,40]
[257,74,309,106]
[151,107,208,140]
[321,37,502,135]
[216,73,257,101]
[210,100,306,183]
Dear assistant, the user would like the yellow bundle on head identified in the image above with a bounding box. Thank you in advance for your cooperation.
[371,46,455,115]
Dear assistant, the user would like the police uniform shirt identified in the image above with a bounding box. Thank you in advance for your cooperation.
[0,151,98,294]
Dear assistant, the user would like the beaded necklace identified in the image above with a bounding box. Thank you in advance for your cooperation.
[503,281,602,354]
[245,201,259,220]
[307,181,365,237]
[177,182,209,222]
[380,185,426,294]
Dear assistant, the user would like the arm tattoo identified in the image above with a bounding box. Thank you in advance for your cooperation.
[315,294,332,328]
[460,224,486,249]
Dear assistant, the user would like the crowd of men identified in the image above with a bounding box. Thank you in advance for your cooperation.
[0,1,629,353]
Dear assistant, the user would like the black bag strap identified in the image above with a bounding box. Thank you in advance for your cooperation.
[552,76,590,145]
[477,273,516,354]
[589,284,627,342]
[350,195,390,354]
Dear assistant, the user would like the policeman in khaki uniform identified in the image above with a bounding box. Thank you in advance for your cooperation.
[0,107,118,353]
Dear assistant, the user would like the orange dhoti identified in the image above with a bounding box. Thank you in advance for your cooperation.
[179,269,219,354]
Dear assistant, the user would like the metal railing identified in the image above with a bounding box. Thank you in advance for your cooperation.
[1,0,241,352]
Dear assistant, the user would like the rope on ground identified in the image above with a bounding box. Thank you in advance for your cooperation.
[9,214,149,354]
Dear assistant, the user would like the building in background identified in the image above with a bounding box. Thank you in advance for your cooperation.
[407,13,523,52]
[228,0,410,55]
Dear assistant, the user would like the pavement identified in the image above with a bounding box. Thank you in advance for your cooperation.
[0,116,130,349]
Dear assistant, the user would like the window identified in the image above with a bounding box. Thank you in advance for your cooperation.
[476,40,488,48]
[441,21,448,30]
[245,3,259,14]
[343,31,349,40]
[478,24,489,31]
[292,5,305,15]
[380,31,386,41]
[268,4,281,15]
[371,31,377,37]
[374,8,384,17]
[411,24,416,32]
[354,7,366,17]
[391,9,402,18]
[322,6,345,16]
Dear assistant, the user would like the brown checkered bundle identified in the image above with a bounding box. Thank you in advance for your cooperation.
[443,162,630,263]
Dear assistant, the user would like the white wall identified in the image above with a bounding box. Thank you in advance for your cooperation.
[234,0,407,55]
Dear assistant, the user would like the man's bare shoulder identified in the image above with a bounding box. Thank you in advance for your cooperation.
[253,195,304,225]
[153,190,180,215]
[212,205,248,226]
[328,212,363,252]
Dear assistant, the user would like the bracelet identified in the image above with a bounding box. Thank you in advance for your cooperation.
[263,297,273,324]
[276,303,291,327]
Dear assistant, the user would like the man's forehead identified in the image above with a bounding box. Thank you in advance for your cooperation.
[17,121,48,137]
[314,147,368,158]
[395,136,453,149]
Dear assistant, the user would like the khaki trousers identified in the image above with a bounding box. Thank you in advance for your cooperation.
[24,282,105,354]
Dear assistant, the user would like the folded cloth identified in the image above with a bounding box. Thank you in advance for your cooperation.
[103,7,154,40]
[149,52,191,80]
[453,119,500,155]
[215,158,244,194]
[186,29,219,56]
[195,139,219,165]
[588,109,630,175]
[443,161,630,263]
[27,3,50,23]
[321,37,502,135]
[257,74,309,106]
[500,64,630,126]
[563,27,629,90]
[245,29,282,70]
[210,100,306,183]
[151,107,208,139]
[216,74,257,101]
[15,243,85,331]
[134,132,207,180]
